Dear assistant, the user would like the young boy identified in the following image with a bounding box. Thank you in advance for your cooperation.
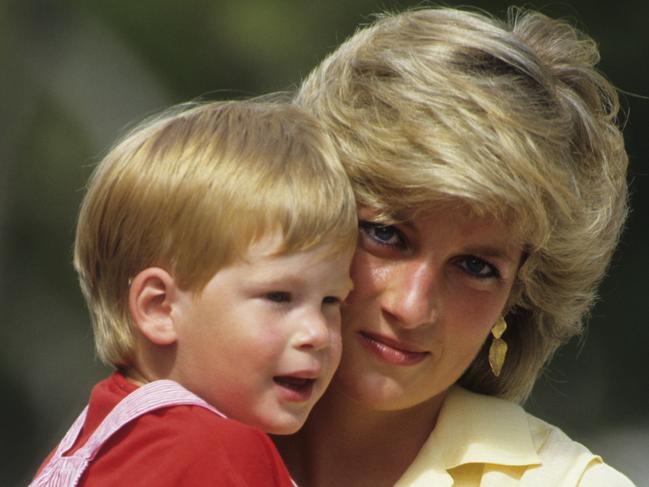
[31,100,357,486]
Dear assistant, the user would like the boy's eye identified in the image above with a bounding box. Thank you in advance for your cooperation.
[359,221,404,247]
[265,291,291,303]
[322,296,341,305]
[457,256,499,279]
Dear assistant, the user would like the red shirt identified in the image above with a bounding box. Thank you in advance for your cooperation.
[36,373,294,486]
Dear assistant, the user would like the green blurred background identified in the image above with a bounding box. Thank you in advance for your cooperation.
[2,1,647,485]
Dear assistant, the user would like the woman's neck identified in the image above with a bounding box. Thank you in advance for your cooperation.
[275,383,446,487]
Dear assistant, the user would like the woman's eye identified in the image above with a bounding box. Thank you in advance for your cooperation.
[359,221,404,247]
[265,291,291,303]
[458,257,499,279]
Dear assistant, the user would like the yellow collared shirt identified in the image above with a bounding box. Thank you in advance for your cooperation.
[394,387,635,487]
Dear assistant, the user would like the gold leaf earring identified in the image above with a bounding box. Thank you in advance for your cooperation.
[488,317,508,377]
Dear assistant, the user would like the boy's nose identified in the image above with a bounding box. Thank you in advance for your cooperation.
[294,311,333,351]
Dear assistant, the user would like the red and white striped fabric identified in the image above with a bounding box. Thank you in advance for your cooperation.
[30,380,225,487]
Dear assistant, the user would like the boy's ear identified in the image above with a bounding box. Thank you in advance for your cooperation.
[129,267,179,346]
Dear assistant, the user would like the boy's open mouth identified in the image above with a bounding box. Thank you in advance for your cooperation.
[273,376,315,392]
[273,375,318,402]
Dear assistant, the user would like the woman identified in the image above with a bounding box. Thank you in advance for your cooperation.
[274,7,634,487]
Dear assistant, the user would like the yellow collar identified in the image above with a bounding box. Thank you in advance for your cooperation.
[397,386,541,484]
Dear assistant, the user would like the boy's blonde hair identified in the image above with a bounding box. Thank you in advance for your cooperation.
[74,100,357,367]
[295,7,628,402]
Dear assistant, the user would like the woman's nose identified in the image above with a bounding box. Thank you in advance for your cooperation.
[383,260,439,329]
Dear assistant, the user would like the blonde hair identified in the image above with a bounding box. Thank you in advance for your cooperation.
[74,100,357,367]
[295,7,628,402]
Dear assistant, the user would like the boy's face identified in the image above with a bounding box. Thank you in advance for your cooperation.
[169,233,354,434]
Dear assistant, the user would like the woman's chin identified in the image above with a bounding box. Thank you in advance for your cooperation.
[330,368,421,411]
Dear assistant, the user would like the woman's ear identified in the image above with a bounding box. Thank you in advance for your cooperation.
[129,267,179,346]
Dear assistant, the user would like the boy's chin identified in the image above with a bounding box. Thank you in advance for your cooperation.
[259,411,310,436]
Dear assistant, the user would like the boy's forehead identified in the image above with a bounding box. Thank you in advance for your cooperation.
[242,225,355,258]
[234,239,354,288]
[245,230,286,257]
[213,244,347,292]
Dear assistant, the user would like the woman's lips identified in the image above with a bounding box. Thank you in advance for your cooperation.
[358,331,430,366]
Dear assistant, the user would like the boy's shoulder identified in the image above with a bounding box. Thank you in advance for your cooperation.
[133,402,275,452]
[73,375,293,486]
[82,404,292,486]
[93,372,274,448]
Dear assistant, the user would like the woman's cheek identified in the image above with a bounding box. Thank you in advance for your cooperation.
[350,251,391,297]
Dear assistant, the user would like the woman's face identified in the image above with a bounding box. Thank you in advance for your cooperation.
[333,205,522,411]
